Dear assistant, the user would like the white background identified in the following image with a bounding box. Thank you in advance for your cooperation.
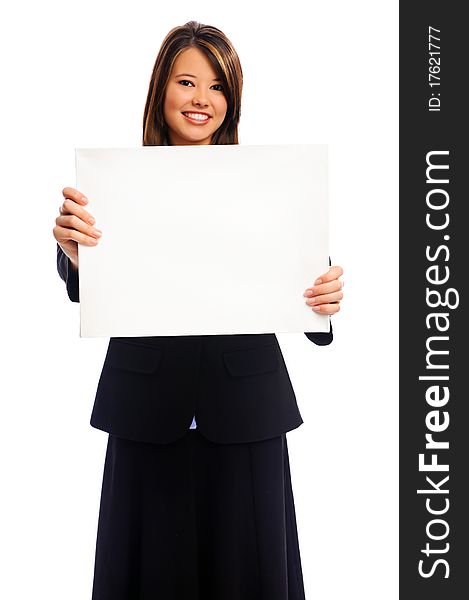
[0,1,398,598]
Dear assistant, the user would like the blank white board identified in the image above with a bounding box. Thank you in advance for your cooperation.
[75,144,329,337]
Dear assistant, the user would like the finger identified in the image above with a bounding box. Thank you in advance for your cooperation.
[304,279,342,297]
[311,303,341,315]
[313,265,344,285]
[306,291,343,306]
[55,214,102,239]
[53,224,100,246]
[62,187,89,205]
[60,197,96,225]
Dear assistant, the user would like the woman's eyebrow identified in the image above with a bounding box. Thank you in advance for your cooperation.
[174,73,221,81]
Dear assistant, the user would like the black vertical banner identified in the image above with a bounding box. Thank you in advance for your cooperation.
[400,2,467,598]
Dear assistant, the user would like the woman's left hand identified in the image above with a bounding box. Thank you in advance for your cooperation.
[303,265,344,315]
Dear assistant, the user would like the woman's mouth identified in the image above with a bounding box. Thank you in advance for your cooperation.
[181,112,210,125]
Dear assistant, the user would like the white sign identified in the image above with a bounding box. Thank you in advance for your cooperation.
[75,144,329,337]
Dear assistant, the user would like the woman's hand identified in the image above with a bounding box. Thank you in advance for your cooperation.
[52,187,102,270]
[303,265,344,315]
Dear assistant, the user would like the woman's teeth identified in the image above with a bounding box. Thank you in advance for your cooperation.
[183,112,209,121]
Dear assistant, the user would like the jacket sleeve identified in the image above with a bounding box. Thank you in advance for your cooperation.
[303,323,333,345]
[56,243,80,303]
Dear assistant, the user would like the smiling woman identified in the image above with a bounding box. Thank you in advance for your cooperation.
[53,19,344,600]
[142,22,243,146]
[162,48,228,145]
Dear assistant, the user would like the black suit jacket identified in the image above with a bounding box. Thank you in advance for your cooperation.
[57,244,332,444]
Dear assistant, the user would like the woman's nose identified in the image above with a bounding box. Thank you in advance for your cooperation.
[192,93,209,107]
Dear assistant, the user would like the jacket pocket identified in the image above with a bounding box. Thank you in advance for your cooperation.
[105,340,163,374]
[222,343,279,377]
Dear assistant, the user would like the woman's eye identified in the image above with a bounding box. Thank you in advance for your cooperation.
[177,80,223,92]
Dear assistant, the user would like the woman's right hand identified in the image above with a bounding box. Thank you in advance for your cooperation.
[53,187,102,270]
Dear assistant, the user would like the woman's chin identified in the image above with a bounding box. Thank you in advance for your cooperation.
[167,123,215,145]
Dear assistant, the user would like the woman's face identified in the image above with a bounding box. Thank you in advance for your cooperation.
[163,47,228,146]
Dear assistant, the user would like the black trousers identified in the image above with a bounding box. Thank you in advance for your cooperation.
[91,429,306,600]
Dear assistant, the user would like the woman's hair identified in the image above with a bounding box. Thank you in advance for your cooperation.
[143,21,243,146]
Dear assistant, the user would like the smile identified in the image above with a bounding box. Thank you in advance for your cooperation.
[182,112,210,124]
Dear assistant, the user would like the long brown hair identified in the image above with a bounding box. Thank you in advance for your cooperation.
[142,21,243,146]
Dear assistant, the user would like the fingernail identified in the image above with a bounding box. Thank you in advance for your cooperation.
[82,196,88,203]
[312,306,321,311]
[88,217,95,224]
[314,278,322,285]
[93,229,102,237]
[303,290,313,297]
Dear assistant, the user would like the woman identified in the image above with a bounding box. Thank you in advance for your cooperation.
[53,21,343,600]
